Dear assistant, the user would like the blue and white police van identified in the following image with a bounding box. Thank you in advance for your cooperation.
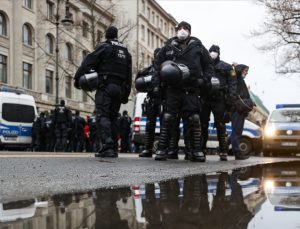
[0,86,37,150]
[263,104,300,156]
[133,93,262,155]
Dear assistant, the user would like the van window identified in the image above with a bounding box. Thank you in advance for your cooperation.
[2,103,35,123]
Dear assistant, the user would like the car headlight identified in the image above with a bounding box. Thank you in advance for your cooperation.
[264,125,276,137]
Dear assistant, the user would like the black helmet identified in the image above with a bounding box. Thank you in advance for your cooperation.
[135,75,153,92]
[159,61,189,85]
[79,71,99,92]
[160,61,181,85]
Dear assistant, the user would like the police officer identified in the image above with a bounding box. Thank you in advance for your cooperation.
[31,111,46,151]
[154,21,214,162]
[74,26,132,158]
[135,48,162,158]
[74,110,86,152]
[52,99,72,152]
[200,45,237,161]
[228,64,254,160]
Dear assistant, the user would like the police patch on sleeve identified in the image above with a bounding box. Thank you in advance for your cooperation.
[229,67,236,77]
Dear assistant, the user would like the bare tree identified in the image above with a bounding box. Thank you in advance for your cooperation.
[253,0,300,74]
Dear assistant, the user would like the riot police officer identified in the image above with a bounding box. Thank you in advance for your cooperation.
[154,21,214,162]
[52,100,72,152]
[74,26,132,158]
[135,48,161,158]
[200,45,237,161]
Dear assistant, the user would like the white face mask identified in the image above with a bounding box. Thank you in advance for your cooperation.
[177,29,189,41]
[210,51,219,60]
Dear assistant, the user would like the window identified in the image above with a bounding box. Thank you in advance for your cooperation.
[151,32,154,48]
[22,24,32,45]
[141,53,145,67]
[46,1,54,20]
[82,50,88,61]
[164,22,167,34]
[156,15,159,27]
[0,13,7,36]
[45,70,53,94]
[147,29,150,46]
[2,103,35,123]
[65,76,71,98]
[64,43,72,61]
[23,62,32,89]
[0,54,7,83]
[152,12,155,23]
[82,91,87,102]
[96,30,103,42]
[141,0,145,13]
[45,34,53,54]
[140,25,145,41]
[147,7,150,20]
[82,21,89,38]
[23,0,32,9]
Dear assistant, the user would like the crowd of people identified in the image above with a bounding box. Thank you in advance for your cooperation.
[31,100,132,153]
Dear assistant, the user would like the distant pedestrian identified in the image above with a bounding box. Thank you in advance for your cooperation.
[119,110,132,153]
[228,64,255,160]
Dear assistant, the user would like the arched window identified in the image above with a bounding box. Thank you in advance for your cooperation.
[22,24,32,45]
[0,12,7,36]
[45,34,54,54]
[64,43,72,61]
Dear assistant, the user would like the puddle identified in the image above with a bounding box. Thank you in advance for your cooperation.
[1,161,300,228]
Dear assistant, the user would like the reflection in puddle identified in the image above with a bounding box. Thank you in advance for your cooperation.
[1,161,300,228]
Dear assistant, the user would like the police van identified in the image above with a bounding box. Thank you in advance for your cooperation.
[0,86,37,149]
[263,104,300,156]
[132,92,262,155]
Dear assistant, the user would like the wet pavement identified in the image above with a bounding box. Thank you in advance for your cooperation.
[1,161,300,228]
[0,152,298,203]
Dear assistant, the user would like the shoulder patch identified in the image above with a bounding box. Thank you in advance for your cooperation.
[229,67,236,77]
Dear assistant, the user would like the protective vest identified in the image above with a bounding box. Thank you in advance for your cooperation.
[98,40,129,80]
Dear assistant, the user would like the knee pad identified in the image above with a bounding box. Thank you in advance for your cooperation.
[188,114,200,125]
[162,113,174,123]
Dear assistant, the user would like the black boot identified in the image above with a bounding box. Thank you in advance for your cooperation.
[139,149,153,158]
[188,114,205,162]
[154,113,173,161]
[167,149,179,159]
[155,150,168,161]
[217,126,229,162]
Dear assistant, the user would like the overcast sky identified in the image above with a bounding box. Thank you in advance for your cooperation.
[157,0,300,111]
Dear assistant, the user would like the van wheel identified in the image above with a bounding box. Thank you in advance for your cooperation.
[239,138,252,156]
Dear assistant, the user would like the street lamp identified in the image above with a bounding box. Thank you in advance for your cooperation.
[55,0,73,105]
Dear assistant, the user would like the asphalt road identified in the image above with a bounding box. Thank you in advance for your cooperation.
[0,151,299,203]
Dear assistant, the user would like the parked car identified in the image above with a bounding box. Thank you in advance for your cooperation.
[263,104,300,156]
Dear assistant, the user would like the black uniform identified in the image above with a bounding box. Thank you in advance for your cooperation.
[31,112,46,151]
[201,45,237,161]
[154,35,214,161]
[52,100,72,152]
[74,27,132,157]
